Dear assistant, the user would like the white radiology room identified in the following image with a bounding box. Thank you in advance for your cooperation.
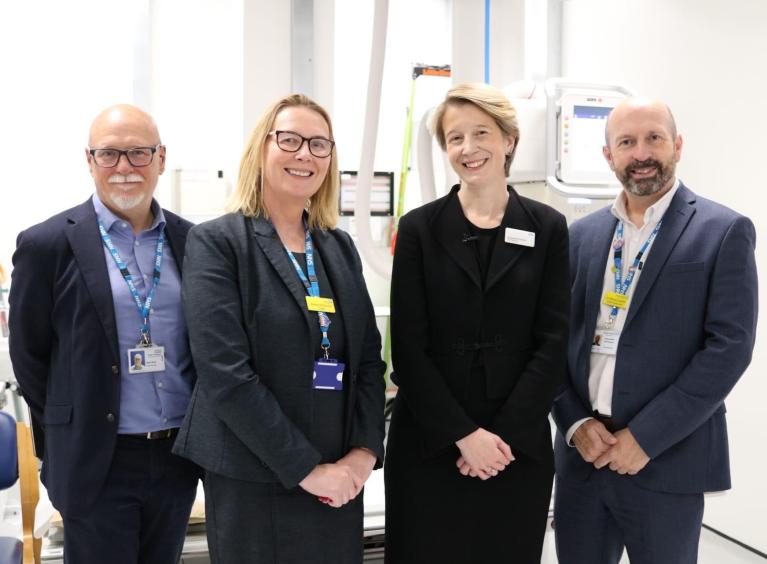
[0,1,765,563]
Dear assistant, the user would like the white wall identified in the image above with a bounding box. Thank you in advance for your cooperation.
[562,0,767,552]
[0,1,139,275]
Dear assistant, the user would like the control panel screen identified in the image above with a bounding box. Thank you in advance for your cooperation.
[559,94,623,185]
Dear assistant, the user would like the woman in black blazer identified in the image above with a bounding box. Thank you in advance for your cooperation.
[384,83,569,563]
[173,94,386,563]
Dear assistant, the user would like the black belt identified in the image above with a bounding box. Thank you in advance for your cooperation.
[593,412,616,433]
[119,428,179,440]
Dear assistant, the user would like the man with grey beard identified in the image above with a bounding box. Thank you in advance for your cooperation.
[9,105,199,564]
[551,98,758,564]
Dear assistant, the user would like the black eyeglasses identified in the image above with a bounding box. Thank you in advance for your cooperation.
[88,145,161,168]
[270,130,334,158]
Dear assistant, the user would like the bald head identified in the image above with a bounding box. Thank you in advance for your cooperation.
[88,104,161,146]
[86,104,166,226]
[605,97,677,147]
[601,97,683,200]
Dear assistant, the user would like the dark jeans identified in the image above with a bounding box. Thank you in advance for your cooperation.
[62,435,199,564]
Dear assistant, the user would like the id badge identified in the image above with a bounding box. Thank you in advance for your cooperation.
[306,296,336,313]
[602,291,629,309]
[313,359,345,391]
[127,345,166,374]
[591,329,620,355]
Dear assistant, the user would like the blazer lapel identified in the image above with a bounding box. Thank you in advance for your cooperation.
[65,200,120,361]
[584,209,618,339]
[429,187,482,290]
[251,216,315,332]
[312,230,361,371]
[485,188,537,293]
[624,185,696,327]
[163,212,188,272]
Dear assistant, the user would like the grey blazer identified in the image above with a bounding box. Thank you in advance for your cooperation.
[173,213,386,489]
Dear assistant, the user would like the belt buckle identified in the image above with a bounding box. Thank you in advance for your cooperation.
[146,428,173,440]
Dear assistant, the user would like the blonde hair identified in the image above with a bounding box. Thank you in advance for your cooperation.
[228,94,339,230]
[431,82,520,175]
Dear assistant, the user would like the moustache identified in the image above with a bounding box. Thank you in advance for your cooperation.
[107,174,144,183]
[627,159,661,173]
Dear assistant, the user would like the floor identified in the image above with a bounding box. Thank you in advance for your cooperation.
[539,522,766,563]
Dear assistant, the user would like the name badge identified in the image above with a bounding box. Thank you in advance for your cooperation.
[504,228,535,248]
[127,345,166,374]
[313,359,345,391]
[602,291,629,309]
[591,329,620,355]
[306,296,336,313]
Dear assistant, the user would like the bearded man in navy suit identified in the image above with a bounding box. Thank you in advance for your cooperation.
[552,98,757,564]
[10,105,199,564]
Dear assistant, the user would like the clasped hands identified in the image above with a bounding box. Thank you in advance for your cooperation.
[572,419,649,475]
[299,447,377,508]
[455,428,514,480]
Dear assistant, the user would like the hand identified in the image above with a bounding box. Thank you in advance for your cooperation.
[299,463,362,508]
[455,455,509,479]
[572,419,617,463]
[455,428,514,480]
[593,428,650,475]
[337,447,377,485]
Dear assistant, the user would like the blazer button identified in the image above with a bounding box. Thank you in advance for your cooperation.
[111,365,119,374]
[106,413,115,423]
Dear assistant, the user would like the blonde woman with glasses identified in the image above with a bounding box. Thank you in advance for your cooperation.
[173,94,386,563]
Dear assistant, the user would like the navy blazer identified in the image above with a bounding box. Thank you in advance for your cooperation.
[8,199,192,516]
[552,184,758,494]
[172,213,386,489]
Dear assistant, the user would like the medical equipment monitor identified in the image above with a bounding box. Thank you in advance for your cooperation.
[557,92,624,185]
[339,170,394,216]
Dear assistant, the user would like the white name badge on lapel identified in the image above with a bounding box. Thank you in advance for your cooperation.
[504,228,535,248]
[127,346,166,374]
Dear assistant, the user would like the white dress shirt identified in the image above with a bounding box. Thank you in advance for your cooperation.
[566,178,680,444]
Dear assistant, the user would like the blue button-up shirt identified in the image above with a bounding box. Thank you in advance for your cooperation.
[92,194,193,433]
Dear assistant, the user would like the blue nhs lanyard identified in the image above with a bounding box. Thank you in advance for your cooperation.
[283,229,332,357]
[608,219,662,325]
[98,220,164,346]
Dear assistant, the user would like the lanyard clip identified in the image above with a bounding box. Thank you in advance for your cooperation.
[138,329,152,347]
[322,345,329,360]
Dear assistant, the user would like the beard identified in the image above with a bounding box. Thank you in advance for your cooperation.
[108,191,147,211]
[106,174,148,211]
[616,157,675,197]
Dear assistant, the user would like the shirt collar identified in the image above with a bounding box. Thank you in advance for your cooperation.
[92,192,166,233]
[611,177,680,227]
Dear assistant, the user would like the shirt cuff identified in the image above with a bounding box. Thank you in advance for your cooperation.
[565,417,594,446]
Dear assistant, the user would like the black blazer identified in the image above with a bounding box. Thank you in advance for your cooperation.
[390,186,569,463]
[9,199,192,517]
[173,213,386,488]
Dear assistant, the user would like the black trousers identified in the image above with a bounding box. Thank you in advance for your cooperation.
[62,435,199,564]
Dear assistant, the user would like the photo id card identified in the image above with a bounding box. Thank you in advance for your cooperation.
[591,329,620,355]
[312,359,345,391]
[127,345,166,374]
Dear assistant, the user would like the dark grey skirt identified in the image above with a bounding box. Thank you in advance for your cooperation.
[204,470,364,564]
